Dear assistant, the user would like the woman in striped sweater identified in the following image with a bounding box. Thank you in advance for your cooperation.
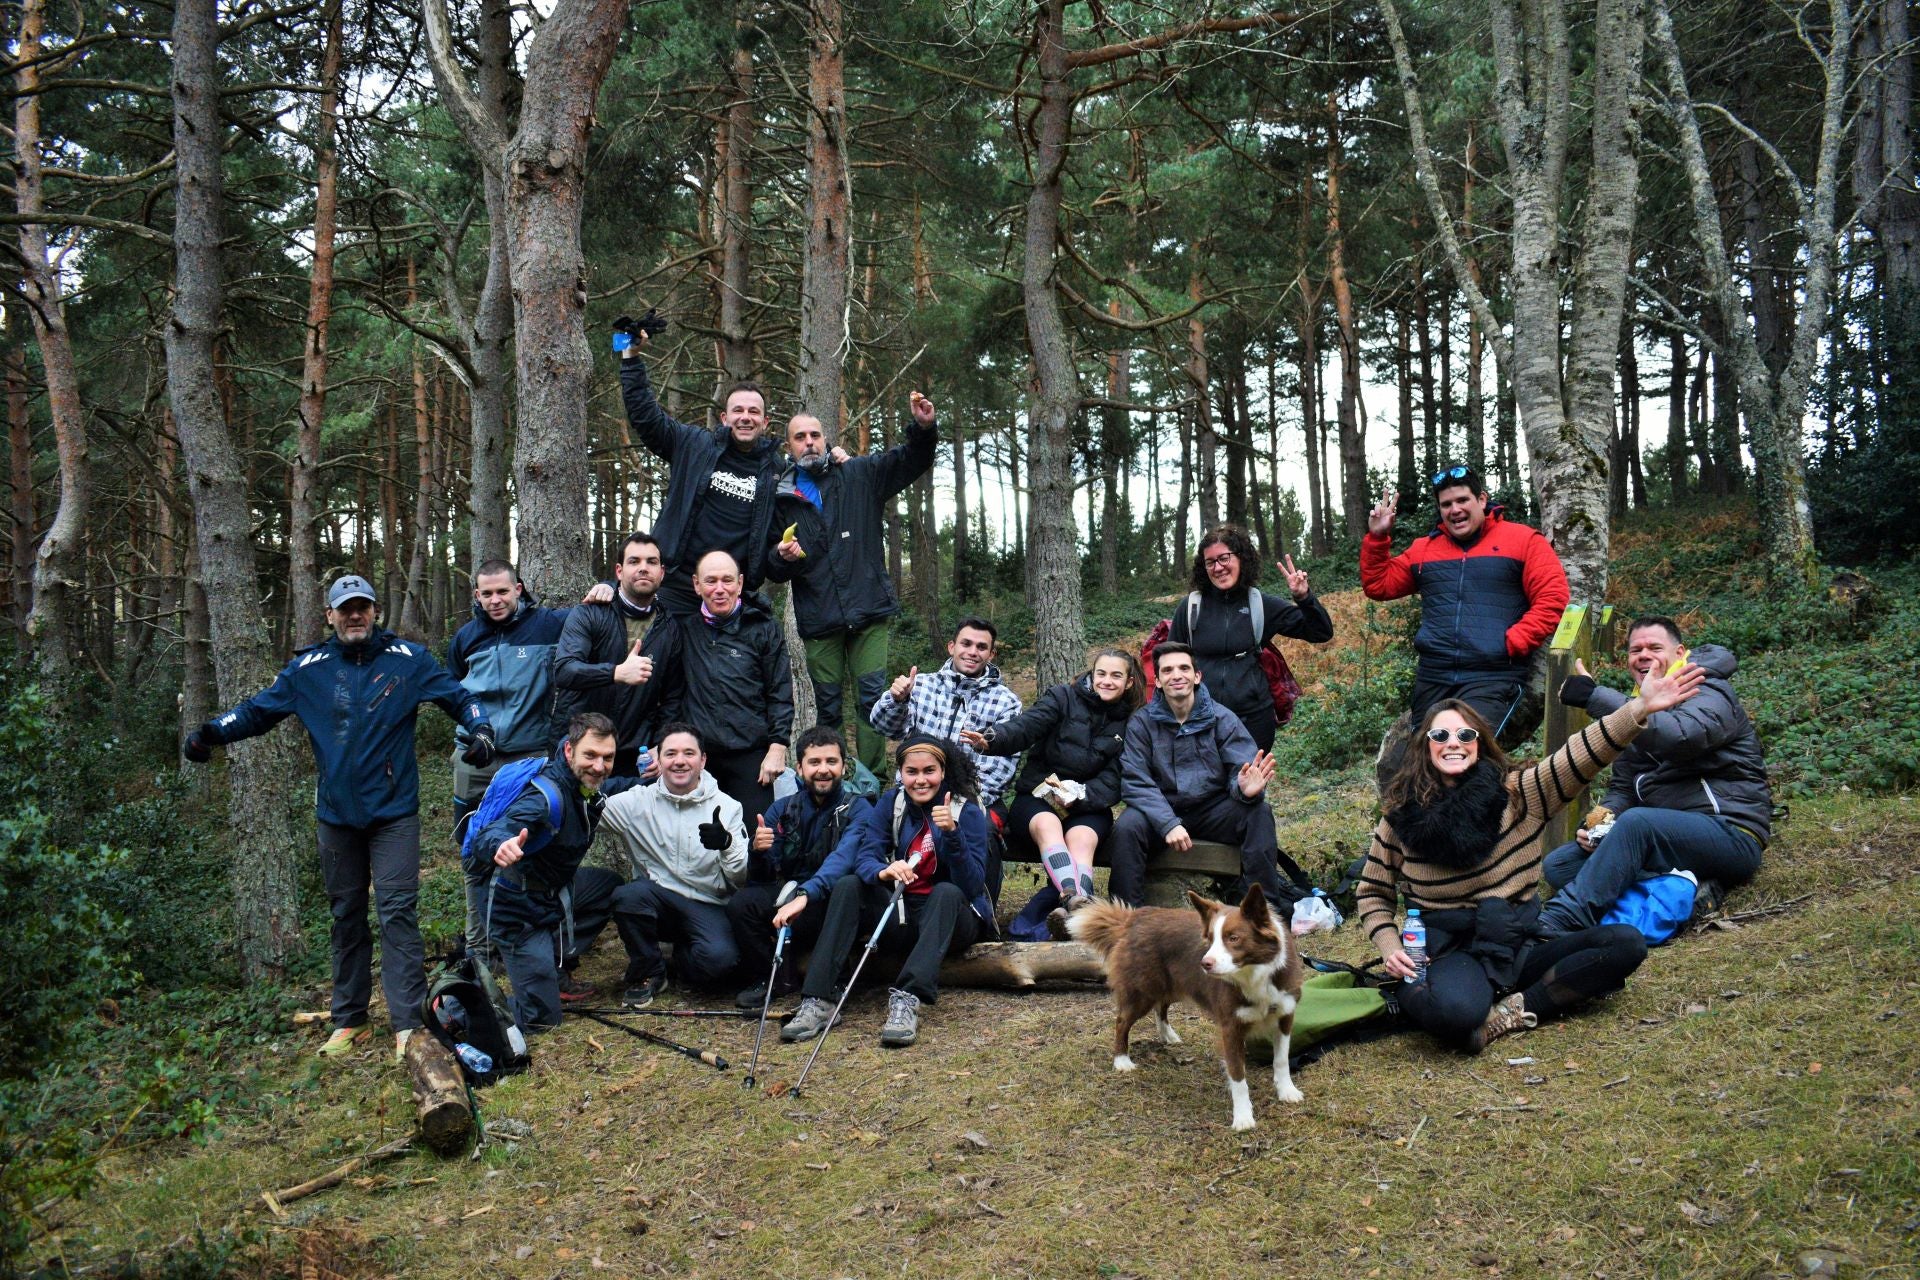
[1360,660,1705,1052]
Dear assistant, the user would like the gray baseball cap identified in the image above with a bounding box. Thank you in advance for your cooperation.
[326,575,378,609]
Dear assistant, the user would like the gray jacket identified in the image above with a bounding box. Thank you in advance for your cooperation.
[1119,685,1260,837]
[1590,643,1772,845]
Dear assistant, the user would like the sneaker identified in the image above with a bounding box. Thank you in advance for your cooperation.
[558,972,598,1004]
[316,1025,370,1058]
[621,972,667,1008]
[393,1028,416,1064]
[780,996,841,1043]
[1468,993,1538,1054]
[879,988,920,1048]
[736,977,796,1010]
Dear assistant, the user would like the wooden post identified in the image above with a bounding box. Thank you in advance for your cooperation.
[1540,603,1594,854]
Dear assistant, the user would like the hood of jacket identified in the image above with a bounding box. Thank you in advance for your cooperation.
[1688,643,1737,679]
[1142,682,1220,732]
[656,768,722,807]
[939,658,1006,694]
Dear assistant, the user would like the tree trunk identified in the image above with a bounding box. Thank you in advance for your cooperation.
[289,0,343,648]
[717,10,757,387]
[796,0,849,441]
[1416,275,1437,482]
[167,0,306,979]
[401,259,433,639]
[1019,0,1087,689]
[1325,100,1367,538]
[1186,266,1220,532]
[6,333,33,634]
[1396,307,1417,498]
[912,470,939,642]
[1298,304,1326,554]
[14,0,88,691]
[1099,326,1129,593]
[1665,331,1689,499]
[952,415,970,601]
[466,0,516,572]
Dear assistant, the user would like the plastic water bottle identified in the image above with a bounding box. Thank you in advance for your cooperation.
[1402,909,1429,985]
[504,1025,528,1059]
[433,994,469,1037]
[453,1042,494,1076]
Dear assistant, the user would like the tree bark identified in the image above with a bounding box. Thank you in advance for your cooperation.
[1019,0,1087,689]
[14,0,88,690]
[796,0,849,440]
[288,0,343,649]
[167,0,306,979]
[1325,96,1367,538]
[717,10,757,387]
[466,0,515,571]
[1099,318,1130,594]
[1416,272,1437,481]
[6,332,33,634]
[401,260,433,639]
[1186,265,1220,532]
[1665,330,1689,499]
[1395,306,1417,497]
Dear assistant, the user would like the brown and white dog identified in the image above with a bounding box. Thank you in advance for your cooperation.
[1068,883,1305,1131]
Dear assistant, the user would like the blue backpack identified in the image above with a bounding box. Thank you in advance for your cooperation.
[457,758,565,869]
[1602,869,1699,945]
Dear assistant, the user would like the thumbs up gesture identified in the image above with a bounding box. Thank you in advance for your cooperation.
[889,665,919,701]
[494,828,530,868]
[931,801,957,832]
[752,814,775,853]
[698,806,733,852]
[613,637,653,686]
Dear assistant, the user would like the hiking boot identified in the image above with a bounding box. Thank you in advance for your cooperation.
[780,996,841,1043]
[316,1025,370,1058]
[1468,993,1538,1054]
[393,1028,416,1064]
[558,972,598,1003]
[879,988,921,1048]
[621,972,667,1009]
[736,976,797,1010]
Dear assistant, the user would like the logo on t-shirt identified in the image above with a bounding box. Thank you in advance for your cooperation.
[709,470,756,504]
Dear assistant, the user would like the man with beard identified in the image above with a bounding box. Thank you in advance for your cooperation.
[184,576,494,1062]
[475,712,640,1031]
[727,725,878,1008]
[1108,643,1298,910]
[553,532,681,780]
[764,393,938,774]
[1536,616,1770,938]
[678,548,794,825]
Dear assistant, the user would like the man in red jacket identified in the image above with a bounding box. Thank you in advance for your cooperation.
[1360,465,1569,745]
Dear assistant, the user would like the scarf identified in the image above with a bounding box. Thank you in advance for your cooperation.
[1385,760,1510,870]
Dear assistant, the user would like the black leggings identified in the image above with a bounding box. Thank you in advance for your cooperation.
[1397,924,1648,1048]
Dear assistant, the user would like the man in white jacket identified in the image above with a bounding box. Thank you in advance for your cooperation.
[602,722,749,1006]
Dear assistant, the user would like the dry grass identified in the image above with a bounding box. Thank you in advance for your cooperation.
[44,789,1920,1280]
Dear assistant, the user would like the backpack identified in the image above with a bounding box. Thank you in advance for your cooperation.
[421,955,531,1086]
[1601,869,1699,945]
[1142,592,1304,726]
[456,757,564,870]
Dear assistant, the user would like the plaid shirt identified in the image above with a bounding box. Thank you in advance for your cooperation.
[869,660,1024,802]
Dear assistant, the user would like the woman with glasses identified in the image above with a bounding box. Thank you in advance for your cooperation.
[1356,660,1706,1053]
[1170,524,1334,753]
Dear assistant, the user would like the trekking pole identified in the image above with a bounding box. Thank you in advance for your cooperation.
[579,1006,752,1020]
[791,853,922,1098]
[744,881,800,1091]
[571,1006,729,1071]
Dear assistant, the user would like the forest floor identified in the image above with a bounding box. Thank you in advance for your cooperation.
[42,579,1920,1280]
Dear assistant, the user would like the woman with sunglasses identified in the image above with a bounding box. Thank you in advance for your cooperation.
[1357,659,1706,1053]
[1170,524,1333,753]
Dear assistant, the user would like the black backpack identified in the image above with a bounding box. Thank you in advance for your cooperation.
[421,956,531,1086]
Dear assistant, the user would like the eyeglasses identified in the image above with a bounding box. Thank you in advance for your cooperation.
[1203,553,1238,568]
[1432,465,1471,487]
[1425,726,1480,744]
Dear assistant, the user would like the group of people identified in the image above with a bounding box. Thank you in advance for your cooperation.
[183,318,1773,1068]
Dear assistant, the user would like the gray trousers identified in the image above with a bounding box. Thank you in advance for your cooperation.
[317,813,427,1032]
[453,751,542,965]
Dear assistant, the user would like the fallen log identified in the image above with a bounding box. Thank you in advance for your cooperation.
[939,941,1107,990]
[405,1032,474,1155]
[260,1135,412,1215]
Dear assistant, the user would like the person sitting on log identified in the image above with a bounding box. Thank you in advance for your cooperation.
[728,725,877,1009]
[1536,616,1770,938]
[599,723,749,1007]
[960,647,1142,940]
[1108,642,1304,910]
[780,735,995,1049]
[1359,660,1705,1054]
[474,712,640,1032]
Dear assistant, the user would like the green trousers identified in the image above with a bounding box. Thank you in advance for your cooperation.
[805,622,890,775]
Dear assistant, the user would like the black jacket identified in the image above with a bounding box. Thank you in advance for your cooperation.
[980,675,1131,814]
[621,356,782,587]
[1169,586,1333,738]
[472,752,630,895]
[764,416,937,639]
[551,594,682,757]
[680,592,795,753]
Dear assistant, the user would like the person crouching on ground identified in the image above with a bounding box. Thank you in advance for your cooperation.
[781,735,996,1048]
[1358,659,1706,1053]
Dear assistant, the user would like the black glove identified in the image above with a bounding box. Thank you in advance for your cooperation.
[461,726,497,768]
[1558,674,1597,710]
[182,729,212,764]
[612,313,637,338]
[698,805,732,852]
[637,307,668,336]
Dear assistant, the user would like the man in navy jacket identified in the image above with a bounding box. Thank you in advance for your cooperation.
[186,575,494,1061]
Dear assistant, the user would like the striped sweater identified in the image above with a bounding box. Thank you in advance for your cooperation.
[1358,702,1647,947]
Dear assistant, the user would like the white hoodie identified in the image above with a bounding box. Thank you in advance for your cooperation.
[600,770,749,905]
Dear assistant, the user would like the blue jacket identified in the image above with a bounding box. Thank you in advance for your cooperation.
[1119,685,1260,837]
[472,750,642,894]
[447,593,570,758]
[834,785,995,928]
[203,630,489,828]
[756,782,876,888]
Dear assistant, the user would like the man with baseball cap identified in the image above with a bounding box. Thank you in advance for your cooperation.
[185,574,495,1063]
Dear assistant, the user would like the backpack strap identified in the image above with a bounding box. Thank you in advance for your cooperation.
[523,774,565,855]
[1185,591,1200,637]
[1248,587,1264,647]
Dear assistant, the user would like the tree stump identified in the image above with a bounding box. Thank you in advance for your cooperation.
[405,1032,473,1155]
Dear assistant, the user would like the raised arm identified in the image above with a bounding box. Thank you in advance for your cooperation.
[1511,662,1705,824]
[1257,585,1335,645]
[619,350,706,464]
[200,661,301,747]
[1504,530,1571,659]
[970,685,1066,757]
[863,390,939,499]
[1359,489,1416,601]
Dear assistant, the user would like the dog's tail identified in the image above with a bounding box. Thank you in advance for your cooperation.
[1065,899,1133,959]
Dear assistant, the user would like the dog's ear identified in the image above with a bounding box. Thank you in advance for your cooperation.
[1238,882,1271,931]
[1186,888,1220,924]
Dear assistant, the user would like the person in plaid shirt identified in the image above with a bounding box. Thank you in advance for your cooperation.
[869,616,1025,806]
